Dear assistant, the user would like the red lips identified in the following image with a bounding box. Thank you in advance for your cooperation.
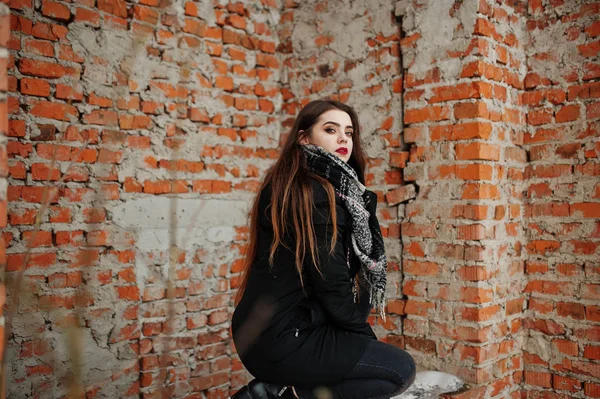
[335,147,348,155]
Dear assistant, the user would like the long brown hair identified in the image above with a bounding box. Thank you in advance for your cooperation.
[235,100,367,304]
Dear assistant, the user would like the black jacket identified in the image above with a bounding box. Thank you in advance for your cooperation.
[231,180,378,386]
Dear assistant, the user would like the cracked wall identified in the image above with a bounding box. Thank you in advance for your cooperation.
[2,0,599,398]
[398,0,600,398]
[522,1,600,397]
[397,2,528,397]
[4,0,283,397]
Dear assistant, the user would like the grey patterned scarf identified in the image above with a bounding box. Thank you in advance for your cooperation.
[302,144,388,320]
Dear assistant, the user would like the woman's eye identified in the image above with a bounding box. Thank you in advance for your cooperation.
[325,128,336,133]
[345,131,353,136]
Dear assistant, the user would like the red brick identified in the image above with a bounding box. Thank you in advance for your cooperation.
[21,230,52,247]
[588,102,600,119]
[126,136,151,149]
[460,287,494,304]
[141,101,163,114]
[553,375,581,392]
[568,81,600,100]
[116,96,140,110]
[184,18,207,36]
[461,183,499,200]
[26,364,53,377]
[405,106,451,123]
[83,110,118,126]
[23,39,54,57]
[119,114,152,130]
[75,7,100,24]
[258,99,274,113]
[55,84,84,101]
[30,100,78,121]
[256,53,279,69]
[386,185,416,206]
[571,203,600,218]
[578,39,600,57]
[116,286,140,301]
[31,22,68,41]
[432,122,493,141]
[555,104,580,122]
[8,120,26,138]
[527,109,552,125]
[557,302,585,320]
[581,283,600,300]
[208,309,229,325]
[524,370,552,388]
[31,163,60,181]
[19,59,74,79]
[58,44,85,63]
[505,298,525,316]
[20,78,51,97]
[124,177,143,192]
[133,5,158,24]
[429,82,484,103]
[49,272,83,288]
[584,345,600,360]
[215,76,234,91]
[143,180,170,194]
[41,0,71,21]
[552,339,578,356]
[404,299,435,317]
[7,142,32,158]
[585,382,600,398]
[98,0,127,17]
[226,14,246,30]
[88,92,112,107]
[403,260,441,276]
[7,252,56,271]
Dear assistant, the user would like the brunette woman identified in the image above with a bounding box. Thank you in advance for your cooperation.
[230,100,416,399]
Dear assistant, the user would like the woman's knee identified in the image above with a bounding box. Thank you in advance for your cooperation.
[355,340,417,393]
[400,349,416,383]
[376,379,401,397]
[391,349,416,393]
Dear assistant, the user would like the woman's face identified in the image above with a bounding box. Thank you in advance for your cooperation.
[299,109,354,163]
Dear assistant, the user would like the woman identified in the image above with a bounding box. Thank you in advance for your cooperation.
[230,100,416,399]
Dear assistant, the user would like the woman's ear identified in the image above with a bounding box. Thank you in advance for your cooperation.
[298,130,309,145]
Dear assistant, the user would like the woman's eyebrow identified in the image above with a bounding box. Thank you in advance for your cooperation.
[322,121,353,129]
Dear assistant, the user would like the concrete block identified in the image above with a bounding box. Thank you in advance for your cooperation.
[111,198,249,229]
[396,370,464,399]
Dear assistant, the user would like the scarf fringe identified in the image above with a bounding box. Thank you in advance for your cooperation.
[352,278,386,322]
[371,287,386,322]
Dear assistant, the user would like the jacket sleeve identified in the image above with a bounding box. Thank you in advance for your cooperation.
[306,193,377,339]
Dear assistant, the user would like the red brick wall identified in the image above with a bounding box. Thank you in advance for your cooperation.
[523,1,600,397]
[398,1,527,397]
[400,0,600,397]
[3,0,600,397]
[0,3,9,396]
[4,0,282,397]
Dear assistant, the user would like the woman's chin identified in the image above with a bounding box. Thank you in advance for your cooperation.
[331,152,349,162]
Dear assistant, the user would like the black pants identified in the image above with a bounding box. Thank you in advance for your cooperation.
[294,339,416,399]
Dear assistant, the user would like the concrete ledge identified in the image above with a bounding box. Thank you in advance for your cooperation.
[396,371,464,399]
[440,385,487,399]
